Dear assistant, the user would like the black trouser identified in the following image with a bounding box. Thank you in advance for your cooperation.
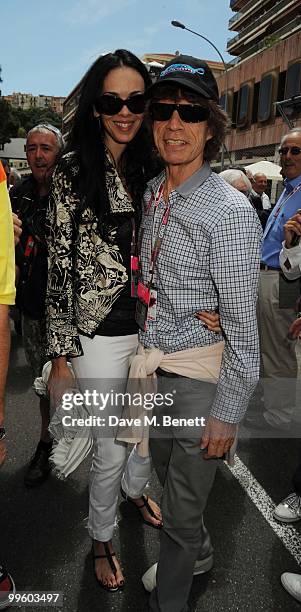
[149,374,218,612]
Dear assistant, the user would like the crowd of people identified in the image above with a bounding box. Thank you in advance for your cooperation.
[1,49,301,611]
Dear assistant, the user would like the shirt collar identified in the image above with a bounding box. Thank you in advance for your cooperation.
[284,173,301,190]
[147,162,211,198]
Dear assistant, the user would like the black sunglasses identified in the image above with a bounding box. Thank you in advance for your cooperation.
[278,146,301,156]
[94,94,146,116]
[149,102,210,123]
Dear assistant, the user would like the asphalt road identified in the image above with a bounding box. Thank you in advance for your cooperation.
[2,330,301,612]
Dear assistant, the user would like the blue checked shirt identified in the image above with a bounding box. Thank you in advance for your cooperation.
[139,163,262,423]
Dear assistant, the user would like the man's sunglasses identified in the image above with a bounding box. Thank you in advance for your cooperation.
[94,94,146,116]
[149,102,210,123]
[278,146,301,156]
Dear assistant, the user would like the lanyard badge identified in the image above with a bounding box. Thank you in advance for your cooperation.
[130,217,140,298]
[136,280,158,331]
[130,255,140,298]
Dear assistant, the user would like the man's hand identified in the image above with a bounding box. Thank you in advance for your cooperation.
[12,213,22,246]
[47,357,75,410]
[284,210,301,248]
[288,316,301,340]
[195,311,222,333]
[200,415,236,459]
[0,439,6,466]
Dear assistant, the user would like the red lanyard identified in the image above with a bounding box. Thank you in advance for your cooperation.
[130,217,136,255]
[146,182,171,282]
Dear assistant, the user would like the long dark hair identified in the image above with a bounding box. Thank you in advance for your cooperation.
[67,49,159,223]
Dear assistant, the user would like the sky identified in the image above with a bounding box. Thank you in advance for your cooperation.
[0,0,233,98]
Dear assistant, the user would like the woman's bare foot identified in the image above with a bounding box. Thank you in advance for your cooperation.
[130,495,162,527]
[93,540,124,590]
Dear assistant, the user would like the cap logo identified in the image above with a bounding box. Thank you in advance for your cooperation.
[160,63,205,78]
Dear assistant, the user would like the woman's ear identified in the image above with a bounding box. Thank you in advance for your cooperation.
[93,106,100,118]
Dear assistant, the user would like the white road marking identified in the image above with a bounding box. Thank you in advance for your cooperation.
[227,454,301,565]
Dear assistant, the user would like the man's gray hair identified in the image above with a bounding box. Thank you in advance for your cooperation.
[281,127,301,143]
[219,169,252,193]
[27,123,65,151]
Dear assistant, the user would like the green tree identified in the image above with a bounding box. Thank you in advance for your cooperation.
[0,99,19,145]
[17,126,27,138]
[1,104,63,140]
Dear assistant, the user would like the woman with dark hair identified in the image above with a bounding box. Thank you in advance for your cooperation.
[46,49,162,592]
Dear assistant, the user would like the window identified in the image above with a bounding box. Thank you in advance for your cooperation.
[276,70,286,116]
[220,90,233,119]
[285,61,301,99]
[258,74,273,122]
[232,91,238,128]
[252,82,260,124]
[237,83,251,128]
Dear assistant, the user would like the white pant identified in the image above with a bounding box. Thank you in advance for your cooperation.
[72,334,152,541]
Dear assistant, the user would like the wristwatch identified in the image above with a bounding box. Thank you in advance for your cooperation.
[0,427,6,440]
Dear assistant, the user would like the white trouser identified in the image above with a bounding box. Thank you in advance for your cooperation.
[72,334,152,542]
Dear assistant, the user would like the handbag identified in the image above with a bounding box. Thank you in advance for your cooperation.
[34,361,93,479]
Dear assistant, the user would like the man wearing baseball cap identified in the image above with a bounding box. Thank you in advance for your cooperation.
[135,56,262,611]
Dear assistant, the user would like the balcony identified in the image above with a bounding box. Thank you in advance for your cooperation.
[230,0,246,9]
[227,0,298,52]
[231,15,301,63]
[229,0,272,30]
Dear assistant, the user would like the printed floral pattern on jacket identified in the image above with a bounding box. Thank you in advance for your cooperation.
[46,151,134,358]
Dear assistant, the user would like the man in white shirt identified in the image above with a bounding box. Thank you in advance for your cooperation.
[249,172,271,229]
[251,173,271,209]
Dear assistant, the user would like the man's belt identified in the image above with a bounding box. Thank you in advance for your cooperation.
[156,367,182,378]
[260,263,281,271]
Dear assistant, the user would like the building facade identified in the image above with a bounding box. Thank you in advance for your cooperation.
[216,0,301,168]
[3,92,65,115]
[0,138,29,174]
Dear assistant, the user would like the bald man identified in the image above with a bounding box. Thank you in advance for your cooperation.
[250,173,271,228]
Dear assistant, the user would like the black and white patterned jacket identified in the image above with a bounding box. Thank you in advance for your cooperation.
[46,152,134,358]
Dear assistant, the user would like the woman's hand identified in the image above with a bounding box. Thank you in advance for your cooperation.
[0,439,6,467]
[195,311,222,334]
[47,357,75,410]
[284,210,301,248]
[288,315,301,340]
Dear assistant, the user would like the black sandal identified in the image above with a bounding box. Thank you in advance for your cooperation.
[120,488,162,529]
[93,542,124,592]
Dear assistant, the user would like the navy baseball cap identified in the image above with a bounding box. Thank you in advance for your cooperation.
[147,55,219,102]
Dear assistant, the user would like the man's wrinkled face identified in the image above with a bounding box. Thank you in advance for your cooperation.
[253,174,267,195]
[152,96,212,176]
[280,132,301,181]
[26,131,59,184]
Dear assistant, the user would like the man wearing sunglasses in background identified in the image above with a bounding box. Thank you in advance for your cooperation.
[135,56,261,612]
[245,128,301,433]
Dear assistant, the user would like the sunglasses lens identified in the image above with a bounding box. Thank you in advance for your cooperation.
[95,94,145,116]
[127,95,146,114]
[279,147,301,155]
[178,106,209,122]
[150,103,209,123]
[95,96,122,115]
[150,103,173,121]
